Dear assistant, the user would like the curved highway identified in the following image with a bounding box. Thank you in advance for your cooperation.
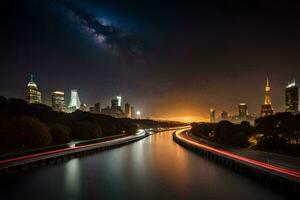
[0,130,286,199]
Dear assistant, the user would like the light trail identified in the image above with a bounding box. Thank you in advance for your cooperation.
[175,130,300,180]
[0,132,146,166]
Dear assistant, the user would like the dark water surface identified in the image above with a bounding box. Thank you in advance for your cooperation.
[0,131,285,200]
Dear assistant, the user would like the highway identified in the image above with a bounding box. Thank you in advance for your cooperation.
[189,132,300,172]
[175,129,300,182]
[0,128,286,199]
[0,129,148,170]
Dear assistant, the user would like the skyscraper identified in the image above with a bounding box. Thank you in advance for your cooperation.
[261,78,274,117]
[210,108,215,122]
[221,111,228,120]
[125,102,131,118]
[116,96,122,107]
[52,91,65,112]
[131,106,135,119]
[111,98,119,108]
[285,79,298,113]
[238,103,248,120]
[94,102,101,114]
[68,89,81,112]
[26,74,42,104]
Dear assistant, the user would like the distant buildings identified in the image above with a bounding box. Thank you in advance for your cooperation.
[23,75,139,117]
[89,106,94,113]
[125,102,131,118]
[51,91,65,112]
[238,103,248,120]
[210,108,215,122]
[261,78,274,117]
[101,96,126,118]
[94,102,101,114]
[285,80,298,113]
[89,102,101,114]
[26,74,42,104]
[131,106,135,119]
[80,103,88,112]
[68,89,81,112]
[220,111,228,120]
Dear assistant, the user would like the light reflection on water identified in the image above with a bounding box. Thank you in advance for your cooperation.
[64,159,81,200]
[0,131,285,200]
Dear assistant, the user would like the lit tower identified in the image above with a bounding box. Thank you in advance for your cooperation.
[261,78,274,117]
[116,96,122,106]
[68,89,81,111]
[285,79,298,113]
[26,74,42,104]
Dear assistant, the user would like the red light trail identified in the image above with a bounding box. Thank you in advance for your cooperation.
[176,130,300,180]
[0,135,134,166]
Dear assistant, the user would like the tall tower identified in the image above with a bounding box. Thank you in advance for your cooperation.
[261,78,274,117]
[264,78,272,105]
[26,74,42,104]
[116,96,122,107]
[285,79,298,113]
[68,89,81,111]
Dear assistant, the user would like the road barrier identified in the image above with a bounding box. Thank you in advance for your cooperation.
[173,130,300,195]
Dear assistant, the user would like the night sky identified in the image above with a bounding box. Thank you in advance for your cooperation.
[1,0,300,121]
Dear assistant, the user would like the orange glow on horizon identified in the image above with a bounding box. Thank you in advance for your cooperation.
[152,116,209,123]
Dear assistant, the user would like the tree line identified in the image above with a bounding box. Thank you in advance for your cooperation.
[191,113,300,157]
[0,97,186,154]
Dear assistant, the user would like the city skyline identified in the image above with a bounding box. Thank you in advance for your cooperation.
[23,73,299,122]
[1,1,300,198]
[2,1,300,122]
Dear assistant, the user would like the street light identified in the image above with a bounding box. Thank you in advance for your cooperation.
[136,111,141,118]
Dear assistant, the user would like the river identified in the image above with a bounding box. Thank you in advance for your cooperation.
[0,130,285,199]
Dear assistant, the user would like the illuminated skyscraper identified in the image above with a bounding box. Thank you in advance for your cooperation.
[125,102,131,118]
[210,108,215,122]
[68,89,81,112]
[116,96,122,107]
[261,78,274,117]
[285,79,298,113]
[52,91,65,112]
[238,103,248,120]
[26,74,42,104]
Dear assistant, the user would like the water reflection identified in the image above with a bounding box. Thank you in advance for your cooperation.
[1,131,286,200]
[64,159,81,199]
